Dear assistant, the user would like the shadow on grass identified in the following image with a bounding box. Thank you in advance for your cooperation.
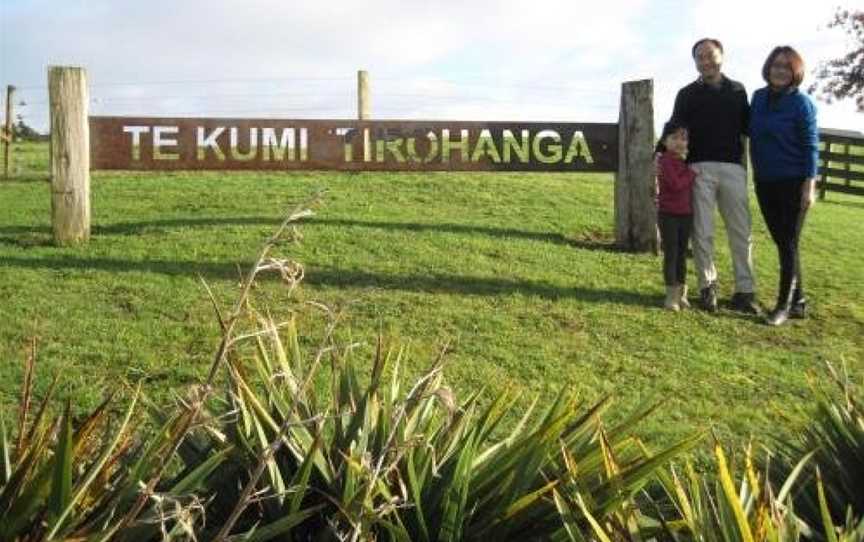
[0,217,624,253]
[0,235,54,248]
[2,254,239,280]
[0,173,50,184]
[305,268,655,306]
[0,225,51,234]
[0,225,53,248]
[1,255,655,306]
[92,217,279,234]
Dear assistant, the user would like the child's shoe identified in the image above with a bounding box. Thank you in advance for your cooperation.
[664,286,681,311]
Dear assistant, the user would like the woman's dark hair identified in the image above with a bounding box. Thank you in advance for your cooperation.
[691,38,724,58]
[657,120,688,153]
[762,46,805,87]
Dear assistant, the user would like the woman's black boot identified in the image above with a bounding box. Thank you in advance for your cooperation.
[766,279,795,326]
[789,289,806,319]
[765,305,790,326]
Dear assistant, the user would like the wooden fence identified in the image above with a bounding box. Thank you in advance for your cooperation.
[818,128,864,200]
[28,66,864,251]
[42,66,658,252]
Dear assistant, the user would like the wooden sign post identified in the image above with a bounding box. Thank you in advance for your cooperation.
[614,79,656,253]
[49,66,91,245]
[358,70,370,120]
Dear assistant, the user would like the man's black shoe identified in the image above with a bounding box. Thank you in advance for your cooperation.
[699,284,718,313]
[729,292,761,315]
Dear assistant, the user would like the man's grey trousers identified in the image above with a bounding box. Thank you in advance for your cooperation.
[690,161,756,294]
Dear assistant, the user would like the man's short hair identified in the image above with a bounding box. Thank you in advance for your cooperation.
[761,46,806,87]
[692,38,724,59]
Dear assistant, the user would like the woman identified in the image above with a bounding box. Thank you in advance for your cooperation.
[749,46,819,326]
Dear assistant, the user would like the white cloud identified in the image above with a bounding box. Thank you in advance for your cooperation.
[2,0,860,132]
[652,0,862,130]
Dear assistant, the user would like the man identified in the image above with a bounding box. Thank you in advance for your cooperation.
[666,38,759,313]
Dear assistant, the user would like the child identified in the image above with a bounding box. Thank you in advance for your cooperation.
[656,121,696,311]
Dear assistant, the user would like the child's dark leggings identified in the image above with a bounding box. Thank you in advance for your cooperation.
[658,212,693,286]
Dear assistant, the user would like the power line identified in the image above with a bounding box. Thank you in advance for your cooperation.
[9,76,612,93]
[10,76,357,90]
[13,91,616,108]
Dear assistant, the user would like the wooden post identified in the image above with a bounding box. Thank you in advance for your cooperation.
[3,85,14,179]
[614,79,657,253]
[49,66,90,245]
[818,137,827,200]
[843,143,851,187]
[358,70,370,120]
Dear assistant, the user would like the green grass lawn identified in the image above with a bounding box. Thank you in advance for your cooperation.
[2,141,863,458]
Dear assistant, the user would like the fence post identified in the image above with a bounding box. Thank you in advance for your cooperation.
[49,66,90,245]
[843,143,851,187]
[358,70,370,120]
[818,136,827,200]
[3,85,14,179]
[615,79,657,253]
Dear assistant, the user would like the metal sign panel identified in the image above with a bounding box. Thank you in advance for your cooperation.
[90,117,618,172]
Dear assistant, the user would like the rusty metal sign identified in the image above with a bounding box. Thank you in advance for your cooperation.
[89,117,618,172]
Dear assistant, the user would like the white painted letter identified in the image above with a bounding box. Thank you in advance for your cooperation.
[262,128,296,161]
[563,131,595,164]
[230,127,258,161]
[153,126,179,161]
[470,129,501,163]
[441,129,470,162]
[502,129,529,163]
[406,132,439,163]
[123,126,150,161]
[333,127,354,162]
[533,130,562,164]
[300,128,308,162]
[197,127,225,161]
[363,128,372,162]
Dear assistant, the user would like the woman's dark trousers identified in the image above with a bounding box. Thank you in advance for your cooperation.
[755,179,808,309]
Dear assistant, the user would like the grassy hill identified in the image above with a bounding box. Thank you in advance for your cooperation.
[1,141,862,456]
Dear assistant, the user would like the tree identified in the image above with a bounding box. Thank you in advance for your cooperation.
[809,9,864,112]
[12,115,44,141]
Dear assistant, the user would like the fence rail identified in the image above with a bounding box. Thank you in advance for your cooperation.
[818,128,864,199]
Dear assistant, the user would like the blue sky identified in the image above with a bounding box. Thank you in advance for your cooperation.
[1,0,861,133]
